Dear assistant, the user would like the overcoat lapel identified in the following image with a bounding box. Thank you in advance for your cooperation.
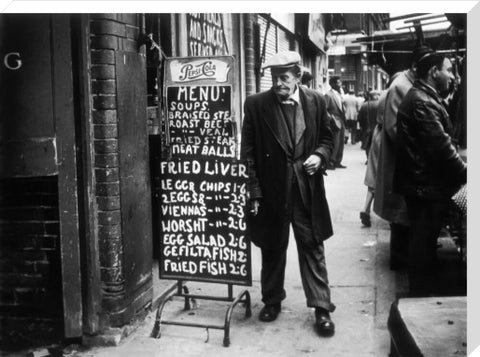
[261,90,292,153]
[299,87,320,195]
[300,87,314,151]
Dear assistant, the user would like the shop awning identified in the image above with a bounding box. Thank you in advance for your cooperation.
[352,14,466,76]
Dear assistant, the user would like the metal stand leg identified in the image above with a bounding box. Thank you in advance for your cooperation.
[223,289,251,347]
[181,282,191,310]
[151,282,179,338]
[151,281,251,347]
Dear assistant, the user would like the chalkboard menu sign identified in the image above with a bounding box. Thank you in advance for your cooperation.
[167,85,235,158]
[160,56,251,286]
[159,158,250,285]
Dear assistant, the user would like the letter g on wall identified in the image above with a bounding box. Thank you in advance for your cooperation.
[4,52,22,70]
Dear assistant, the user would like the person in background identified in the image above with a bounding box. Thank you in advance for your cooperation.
[443,55,466,152]
[241,51,336,336]
[355,92,365,143]
[394,52,466,295]
[356,91,366,108]
[301,68,314,89]
[359,90,384,227]
[343,90,359,144]
[373,44,433,269]
[357,90,380,159]
[324,76,347,169]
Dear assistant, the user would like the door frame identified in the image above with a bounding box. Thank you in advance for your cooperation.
[51,14,84,338]
[70,13,102,336]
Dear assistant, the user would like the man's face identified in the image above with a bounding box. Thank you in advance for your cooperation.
[271,68,299,99]
[434,58,455,93]
[331,79,342,92]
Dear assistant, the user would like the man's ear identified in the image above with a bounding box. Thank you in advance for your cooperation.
[430,66,439,79]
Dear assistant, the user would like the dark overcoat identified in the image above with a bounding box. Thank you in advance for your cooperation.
[240,86,334,249]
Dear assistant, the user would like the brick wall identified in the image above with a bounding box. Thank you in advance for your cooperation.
[90,14,130,304]
[0,14,153,344]
[90,14,153,326]
[0,176,63,347]
[244,14,257,97]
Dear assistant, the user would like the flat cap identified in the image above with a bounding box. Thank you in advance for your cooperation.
[262,51,301,69]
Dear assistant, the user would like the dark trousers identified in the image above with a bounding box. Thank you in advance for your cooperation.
[331,125,345,166]
[389,222,410,270]
[346,119,357,144]
[405,196,448,294]
[260,181,335,312]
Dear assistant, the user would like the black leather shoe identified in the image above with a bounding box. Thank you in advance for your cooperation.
[335,164,347,169]
[259,304,281,322]
[315,308,335,337]
[326,164,336,170]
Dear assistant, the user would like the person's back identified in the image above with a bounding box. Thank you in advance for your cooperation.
[356,93,365,110]
[343,91,359,145]
[371,69,416,270]
[358,93,379,152]
[343,92,358,120]
[359,90,386,227]
[373,69,415,224]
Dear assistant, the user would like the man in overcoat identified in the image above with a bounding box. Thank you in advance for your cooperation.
[241,51,336,337]
[324,76,347,169]
[373,45,433,269]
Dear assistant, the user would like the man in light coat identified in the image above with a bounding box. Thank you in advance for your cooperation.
[343,90,359,144]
